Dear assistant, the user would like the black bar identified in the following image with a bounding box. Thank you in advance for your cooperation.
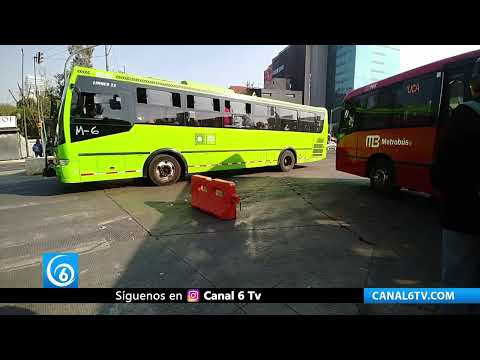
[0,288,363,304]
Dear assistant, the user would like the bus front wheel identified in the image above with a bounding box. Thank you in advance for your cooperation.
[279,150,296,172]
[368,158,398,193]
[148,154,182,186]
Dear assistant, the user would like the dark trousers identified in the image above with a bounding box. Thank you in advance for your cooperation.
[440,229,480,314]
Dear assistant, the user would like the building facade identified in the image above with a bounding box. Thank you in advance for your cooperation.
[264,65,273,89]
[0,116,27,160]
[271,45,306,102]
[261,88,303,104]
[229,83,302,104]
[267,45,399,105]
[305,45,400,128]
[327,45,400,104]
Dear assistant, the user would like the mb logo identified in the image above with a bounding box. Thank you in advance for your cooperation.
[366,135,380,148]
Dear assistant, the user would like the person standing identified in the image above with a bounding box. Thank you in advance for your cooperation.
[32,139,43,158]
[46,137,54,156]
[431,58,480,314]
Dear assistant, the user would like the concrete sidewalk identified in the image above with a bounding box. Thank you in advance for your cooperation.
[0,155,441,315]
[0,159,26,164]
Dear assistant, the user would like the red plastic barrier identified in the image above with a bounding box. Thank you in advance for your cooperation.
[191,175,240,220]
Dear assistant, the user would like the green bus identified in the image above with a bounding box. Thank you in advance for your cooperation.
[54,66,328,185]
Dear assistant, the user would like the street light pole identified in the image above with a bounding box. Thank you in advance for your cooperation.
[33,55,45,150]
[21,48,29,157]
[104,45,109,71]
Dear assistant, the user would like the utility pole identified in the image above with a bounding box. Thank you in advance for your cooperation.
[33,52,46,152]
[104,45,109,71]
[123,64,126,73]
[21,48,29,157]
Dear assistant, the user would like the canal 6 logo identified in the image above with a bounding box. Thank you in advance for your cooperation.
[42,253,79,288]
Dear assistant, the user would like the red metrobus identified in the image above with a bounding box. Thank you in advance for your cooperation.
[336,49,480,194]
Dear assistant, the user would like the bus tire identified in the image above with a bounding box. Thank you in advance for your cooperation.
[147,154,182,186]
[279,150,296,172]
[368,158,398,193]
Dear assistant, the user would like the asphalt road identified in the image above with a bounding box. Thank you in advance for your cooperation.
[0,151,442,315]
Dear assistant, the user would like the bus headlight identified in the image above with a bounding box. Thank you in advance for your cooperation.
[58,159,69,166]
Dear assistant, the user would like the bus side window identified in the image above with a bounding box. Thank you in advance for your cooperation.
[233,101,254,129]
[447,79,466,112]
[188,95,222,128]
[392,74,438,128]
[276,107,298,131]
[252,104,269,130]
[298,111,317,132]
[135,88,185,126]
[359,89,393,130]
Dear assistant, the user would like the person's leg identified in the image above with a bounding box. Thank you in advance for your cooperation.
[440,229,480,314]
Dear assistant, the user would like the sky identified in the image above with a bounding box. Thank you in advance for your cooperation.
[1,45,479,105]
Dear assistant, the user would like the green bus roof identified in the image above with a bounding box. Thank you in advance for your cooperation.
[71,66,327,114]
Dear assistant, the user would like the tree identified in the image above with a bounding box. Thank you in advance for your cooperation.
[68,45,94,68]
[0,103,17,116]
[53,45,95,104]
[15,96,41,139]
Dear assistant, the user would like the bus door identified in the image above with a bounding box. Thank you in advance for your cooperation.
[437,61,475,148]
[441,63,474,121]
[336,103,362,175]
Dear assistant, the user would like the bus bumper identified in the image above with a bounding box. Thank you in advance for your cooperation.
[55,161,81,183]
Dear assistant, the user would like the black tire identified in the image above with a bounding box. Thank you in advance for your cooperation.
[147,154,182,186]
[279,150,296,172]
[368,158,398,193]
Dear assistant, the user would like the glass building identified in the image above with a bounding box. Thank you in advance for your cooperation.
[266,45,400,125]
[323,45,400,126]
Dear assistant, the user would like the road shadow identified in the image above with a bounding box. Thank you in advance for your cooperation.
[0,306,37,315]
[0,150,443,315]
[0,158,309,198]
[96,165,441,315]
[0,177,152,197]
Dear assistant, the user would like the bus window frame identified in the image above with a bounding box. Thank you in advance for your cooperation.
[439,59,477,124]
[344,72,443,132]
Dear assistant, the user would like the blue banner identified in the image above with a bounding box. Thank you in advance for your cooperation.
[364,288,480,304]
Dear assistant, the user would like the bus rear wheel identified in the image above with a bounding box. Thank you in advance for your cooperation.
[279,150,296,172]
[148,154,182,186]
[368,158,398,193]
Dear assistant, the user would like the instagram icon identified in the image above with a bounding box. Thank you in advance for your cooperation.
[187,289,200,303]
